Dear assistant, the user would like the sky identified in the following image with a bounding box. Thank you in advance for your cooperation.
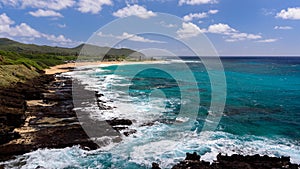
[0,0,300,56]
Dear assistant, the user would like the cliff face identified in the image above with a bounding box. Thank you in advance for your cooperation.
[0,74,54,146]
[0,66,41,147]
[0,73,99,161]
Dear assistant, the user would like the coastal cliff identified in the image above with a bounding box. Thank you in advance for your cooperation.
[0,72,99,161]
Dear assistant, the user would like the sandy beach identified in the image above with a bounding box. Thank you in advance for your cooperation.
[44,60,165,75]
[44,61,124,75]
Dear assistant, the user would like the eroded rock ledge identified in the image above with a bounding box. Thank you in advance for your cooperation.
[152,152,299,169]
[0,74,99,161]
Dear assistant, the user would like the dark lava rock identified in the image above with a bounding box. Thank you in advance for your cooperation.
[0,87,27,145]
[95,91,104,98]
[152,162,161,169]
[0,125,98,158]
[185,152,200,161]
[171,152,300,169]
[0,129,20,145]
[123,129,137,136]
[0,74,99,161]
[105,118,136,136]
[106,118,133,126]
[0,72,137,162]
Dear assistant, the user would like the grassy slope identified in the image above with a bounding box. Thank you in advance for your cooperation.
[0,65,39,87]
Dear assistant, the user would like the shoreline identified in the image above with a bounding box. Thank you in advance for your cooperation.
[1,61,300,168]
[44,60,166,75]
[0,60,144,163]
[44,61,123,75]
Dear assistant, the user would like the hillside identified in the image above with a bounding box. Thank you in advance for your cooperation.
[0,38,143,87]
[0,38,143,69]
[0,38,142,58]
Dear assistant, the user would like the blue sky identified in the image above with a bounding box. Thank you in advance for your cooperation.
[0,0,299,56]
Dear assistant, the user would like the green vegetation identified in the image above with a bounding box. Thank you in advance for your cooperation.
[0,38,144,87]
[0,65,40,87]
[0,38,144,70]
[0,38,79,70]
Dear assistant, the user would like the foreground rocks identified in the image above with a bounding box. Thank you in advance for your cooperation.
[0,74,99,161]
[0,75,54,146]
[0,71,137,163]
[167,152,300,169]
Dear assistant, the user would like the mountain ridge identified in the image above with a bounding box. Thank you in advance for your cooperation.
[0,38,142,57]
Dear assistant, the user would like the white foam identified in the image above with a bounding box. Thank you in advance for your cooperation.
[2,130,299,169]
[119,131,300,168]
[168,60,202,64]
[1,146,88,169]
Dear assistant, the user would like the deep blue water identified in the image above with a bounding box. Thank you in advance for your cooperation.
[2,57,300,169]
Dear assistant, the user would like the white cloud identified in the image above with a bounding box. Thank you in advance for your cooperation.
[183,12,207,22]
[1,0,113,14]
[57,23,67,28]
[0,13,14,25]
[97,32,114,38]
[246,34,262,39]
[0,13,40,37]
[159,21,177,28]
[207,23,263,41]
[125,0,138,4]
[77,0,112,14]
[183,9,218,22]
[207,23,236,35]
[0,0,20,7]
[29,9,63,17]
[98,32,165,43]
[13,23,42,37]
[118,32,165,43]
[257,38,278,43]
[43,34,72,43]
[225,39,238,42]
[175,22,266,42]
[276,7,300,20]
[229,33,262,41]
[113,4,156,19]
[176,22,206,39]
[262,8,276,16]
[274,26,293,30]
[0,13,73,44]
[179,0,217,6]
[1,0,75,10]
[208,9,218,14]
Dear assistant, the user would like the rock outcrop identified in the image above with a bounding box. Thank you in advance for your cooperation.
[168,152,299,169]
[0,74,98,161]
[0,71,137,163]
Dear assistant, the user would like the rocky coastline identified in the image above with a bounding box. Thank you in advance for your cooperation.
[0,72,100,162]
[0,69,138,164]
[167,152,299,169]
[0,70,299,169]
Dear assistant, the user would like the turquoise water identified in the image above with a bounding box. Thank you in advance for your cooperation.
[2,57,300,169]
[99,57,300,139]
[221,58,300,139]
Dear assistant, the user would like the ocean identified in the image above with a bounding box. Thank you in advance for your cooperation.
[2,57,300,169]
